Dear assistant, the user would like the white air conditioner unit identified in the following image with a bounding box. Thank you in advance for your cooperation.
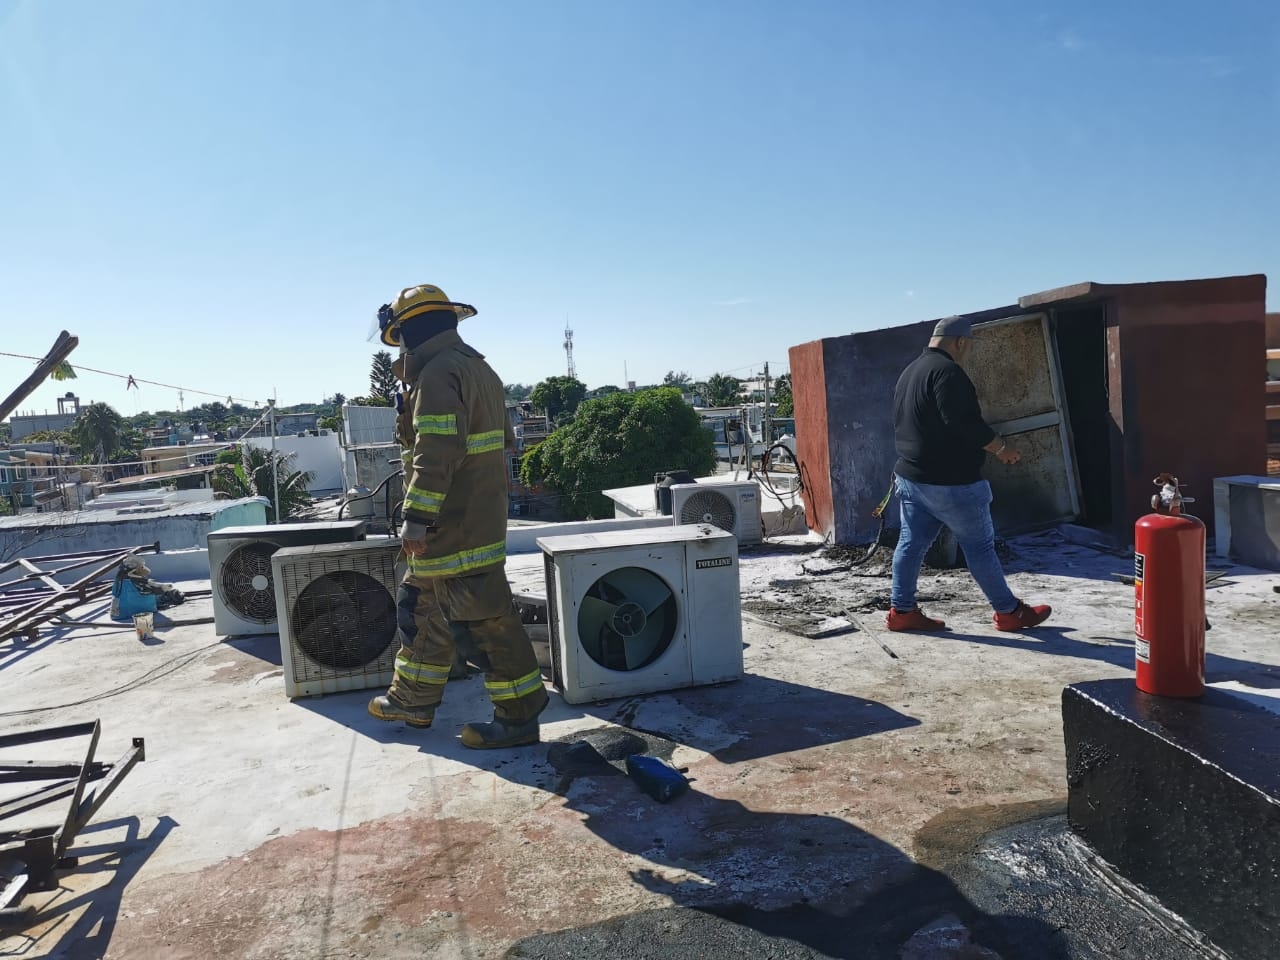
[538,525,743,705]
[271,539,404,698]
[669,482,763,546]
[207,520,368,637]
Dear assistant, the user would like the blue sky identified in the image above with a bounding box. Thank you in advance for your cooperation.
[2,1,1276,418]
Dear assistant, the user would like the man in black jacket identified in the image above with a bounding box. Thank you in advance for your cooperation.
[887,315,1051,633]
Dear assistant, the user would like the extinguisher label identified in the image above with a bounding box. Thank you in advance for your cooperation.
[1134,552,1148,656]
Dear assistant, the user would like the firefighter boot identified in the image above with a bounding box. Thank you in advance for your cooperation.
[460,717,540,750]
[367,693,435,728]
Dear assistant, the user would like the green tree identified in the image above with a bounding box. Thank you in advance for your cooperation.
[370,351,398,404]
[522,387,717,520]
[662,370,692,388]
[703,373,743,408]
[22,429,74,446]
[772,373,793,418]
[530,376,587,422]
[204,401,231,427]
[212,446,315,522]
[73,402,125,460]
[504,383,533,404]
[589,384,622,398]
[114,427,146,461]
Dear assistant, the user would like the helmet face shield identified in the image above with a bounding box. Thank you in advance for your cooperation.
[367,303,398,345]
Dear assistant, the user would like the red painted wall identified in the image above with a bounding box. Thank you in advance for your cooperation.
[1111,278,1266,540]
[788,339,832,537]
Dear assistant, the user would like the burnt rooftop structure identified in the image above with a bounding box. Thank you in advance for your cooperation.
[789,274,1267,547]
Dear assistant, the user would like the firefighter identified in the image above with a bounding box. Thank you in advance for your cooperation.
[367,284,549,748]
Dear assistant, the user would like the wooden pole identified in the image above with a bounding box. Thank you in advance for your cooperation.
[0,331,80,424]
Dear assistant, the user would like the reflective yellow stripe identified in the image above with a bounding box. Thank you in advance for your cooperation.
[466,430,505,455]
[395,655,452,685]
[486,668,544,701]
[415,414,458,435]
[405,485,445,513]
[407,540,507,578]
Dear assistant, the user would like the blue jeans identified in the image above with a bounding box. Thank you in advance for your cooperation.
[890,475,1018,614]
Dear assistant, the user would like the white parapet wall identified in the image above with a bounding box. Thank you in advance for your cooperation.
[245,434,345,493]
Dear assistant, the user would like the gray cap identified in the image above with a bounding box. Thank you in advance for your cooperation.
[932,315,973,338]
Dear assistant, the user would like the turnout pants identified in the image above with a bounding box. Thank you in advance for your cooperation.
[389,565,548,723]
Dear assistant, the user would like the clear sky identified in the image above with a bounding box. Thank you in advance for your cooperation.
[2,1,1276,418]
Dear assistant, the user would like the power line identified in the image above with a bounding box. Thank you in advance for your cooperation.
[0,350,263,406]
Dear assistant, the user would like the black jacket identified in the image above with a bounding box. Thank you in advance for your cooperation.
[892,347,996,485]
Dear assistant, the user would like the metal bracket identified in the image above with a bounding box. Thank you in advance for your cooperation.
[0,721,145,928]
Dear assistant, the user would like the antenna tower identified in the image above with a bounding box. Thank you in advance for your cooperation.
[564,323,577,380]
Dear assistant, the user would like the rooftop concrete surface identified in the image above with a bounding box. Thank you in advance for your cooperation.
[2,531,1277,959]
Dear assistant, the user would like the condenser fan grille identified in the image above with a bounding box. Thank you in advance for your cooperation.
[219,542,279,623]
[290,570,397,670]
[578,566,678,672]
[678,490,737,532]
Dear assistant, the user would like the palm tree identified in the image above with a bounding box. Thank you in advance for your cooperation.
[212,446,315,522]
[73,402,124,461]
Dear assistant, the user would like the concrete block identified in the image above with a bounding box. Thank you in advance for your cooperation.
[1063,679,1280,960]
[1213,475,1280,569]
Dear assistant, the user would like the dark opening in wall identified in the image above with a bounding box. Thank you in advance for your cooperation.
[1054,306,1113,530]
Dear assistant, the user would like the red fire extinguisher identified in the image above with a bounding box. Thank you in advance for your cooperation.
[1134,474,1205,698]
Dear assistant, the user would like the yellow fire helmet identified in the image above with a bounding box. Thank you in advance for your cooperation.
[373,284,478,346]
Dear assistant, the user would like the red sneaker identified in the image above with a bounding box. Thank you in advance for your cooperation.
[994,600,1051,632]
[886,607,947,632]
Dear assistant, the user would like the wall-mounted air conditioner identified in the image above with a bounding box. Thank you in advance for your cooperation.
[669,482,763,546]
[271,539,403,698]
[538,525,743,704]
[207,520,367,636]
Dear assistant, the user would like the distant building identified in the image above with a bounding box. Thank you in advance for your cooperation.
[141,441,231,474]
[507,402,554,517]
[8,392,81,441]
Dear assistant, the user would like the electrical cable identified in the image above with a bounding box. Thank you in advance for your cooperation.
[0,635,256,718]
[0,350,261,405]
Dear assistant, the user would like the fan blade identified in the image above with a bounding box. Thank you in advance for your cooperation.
[621,610,674,670]
[599,567,674,615]
[579,594,620,638]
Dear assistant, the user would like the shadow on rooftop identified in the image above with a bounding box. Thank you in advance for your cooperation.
[1,815,177,960]
[932,625,1280,689]
[500,770,1067,960]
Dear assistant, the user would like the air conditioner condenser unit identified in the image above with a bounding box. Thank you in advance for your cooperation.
[272,539,404,698]
[669,482,763,546]
[539,525,743,704]
[207,520,367,637]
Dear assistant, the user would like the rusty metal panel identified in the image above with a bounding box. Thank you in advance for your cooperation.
[967,314,1058,422]
[968,313,1082,531]
[985,425,1077,532]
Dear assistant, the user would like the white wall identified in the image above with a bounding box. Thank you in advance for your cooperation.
[245,434,344,493]
[0,500,269,564]
[342,404,397,446]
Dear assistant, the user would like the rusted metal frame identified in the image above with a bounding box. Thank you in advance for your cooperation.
[15,559,60,593]
[0,759,109,784]
[0,584,113,640]
[0,722,146,917]
[58,737,145,858]
[0,780,81,820]
[0,546,152,640]
[0,542,160,592]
